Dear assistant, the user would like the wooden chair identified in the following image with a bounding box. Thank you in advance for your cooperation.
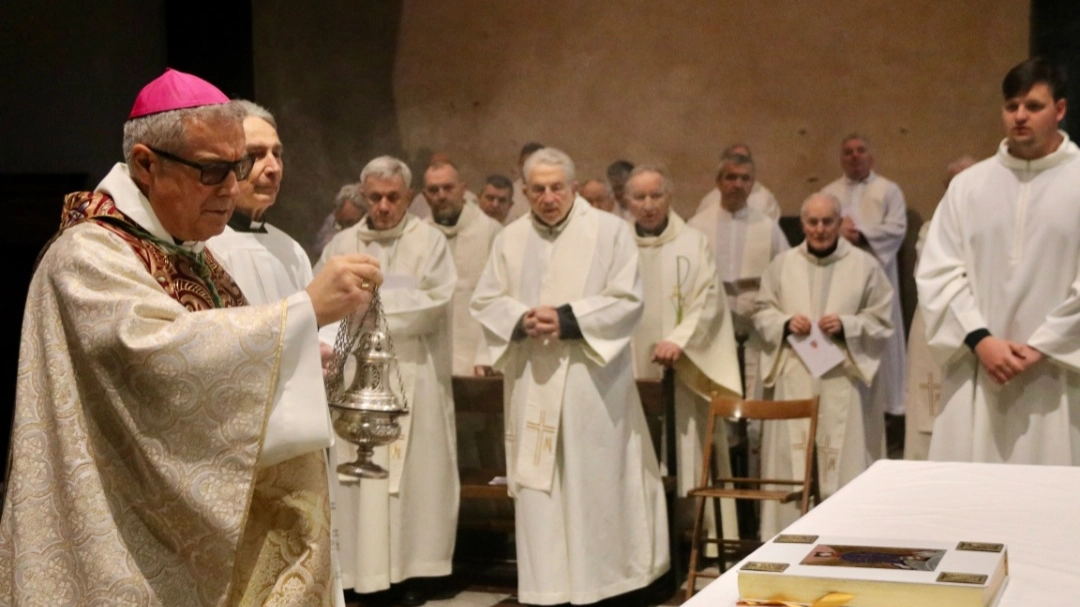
[684,395,821,599]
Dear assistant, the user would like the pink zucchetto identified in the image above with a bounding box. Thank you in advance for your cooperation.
[128,68,230,119]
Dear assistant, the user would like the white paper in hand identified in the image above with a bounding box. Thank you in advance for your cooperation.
[786,322,845,378]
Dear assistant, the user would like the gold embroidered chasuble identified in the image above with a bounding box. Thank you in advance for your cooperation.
[1,175,334,605]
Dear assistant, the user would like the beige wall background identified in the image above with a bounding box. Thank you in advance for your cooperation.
[256,1,1028,247]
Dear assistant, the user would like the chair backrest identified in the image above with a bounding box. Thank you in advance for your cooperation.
[451,375,504,414]
[709,395,819,423]
[702,394,820,513]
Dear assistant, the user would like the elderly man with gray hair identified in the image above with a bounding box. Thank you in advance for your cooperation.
[625,165,743,549]
[1,70,381,606]
[753,192,894,538]
[317,155,458,605]
[471,148,669,606]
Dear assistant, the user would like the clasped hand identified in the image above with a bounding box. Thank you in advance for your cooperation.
[523,306,560,339]
[974,336,1043,385]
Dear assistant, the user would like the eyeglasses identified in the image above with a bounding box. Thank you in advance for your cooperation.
[148,146,254,185]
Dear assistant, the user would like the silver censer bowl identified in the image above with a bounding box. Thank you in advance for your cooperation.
[327,289,409,480]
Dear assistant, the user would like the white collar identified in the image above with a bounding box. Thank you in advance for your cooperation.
[996,130,1078,172]
[96,163,205,253]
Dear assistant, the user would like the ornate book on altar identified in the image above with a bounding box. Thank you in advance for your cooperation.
[737,534,1008,607]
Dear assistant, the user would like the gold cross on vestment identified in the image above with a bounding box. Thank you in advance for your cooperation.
[526,411,558,465]
[818,434,840,474]
[919,372,942,417]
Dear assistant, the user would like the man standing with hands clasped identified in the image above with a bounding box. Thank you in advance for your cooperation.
[918,57,1080,465]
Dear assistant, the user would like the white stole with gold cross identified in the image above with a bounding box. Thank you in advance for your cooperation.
[505,203,598,492]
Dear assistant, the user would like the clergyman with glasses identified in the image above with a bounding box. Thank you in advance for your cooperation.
[0,68,381,606]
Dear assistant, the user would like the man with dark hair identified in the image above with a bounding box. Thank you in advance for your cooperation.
[918,57,1080,465]
[606,159,635,220]
[509,142,545,223]
[477,173,514,224]
[688,152,789,399]
[693,143,782,220]
[421,161,502,375]
[0,69,381,605]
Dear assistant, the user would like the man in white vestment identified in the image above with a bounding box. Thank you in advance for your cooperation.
[477,173,515,224]
[509,142,544,223]
[421,160,502,375]
[625,166,743,545]
[754,193,894,538]
[0,69,381,606]
[904,155,975,460]
[311,183,366,259]
[406,152,476,220]
[693,143,782,220]
[206,101,347,605]
[318,156,459,605]
[209,100,315,303]
[821,134,908,454]
[471,148,669,606]
[918,57,1080,466]
[687,152,790,399]
[581,178,619,214]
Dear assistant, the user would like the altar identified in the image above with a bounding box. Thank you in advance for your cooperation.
[684,459,1080,605]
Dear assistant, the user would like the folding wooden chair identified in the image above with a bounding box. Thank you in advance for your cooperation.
[684,395,821,599]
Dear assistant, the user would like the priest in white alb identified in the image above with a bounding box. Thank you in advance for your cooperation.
[693,143,782,220]
[754,193,894,538]
[205,100,347,605]
[471,148,669,606]
[918,58,1080,466]
[821,135,908,442]
[208,100,315,304]
[0,70,381,606]
[420,160,502,375]
[688,151,789,399]
[625,166,743,545]
[317,156,459,604]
